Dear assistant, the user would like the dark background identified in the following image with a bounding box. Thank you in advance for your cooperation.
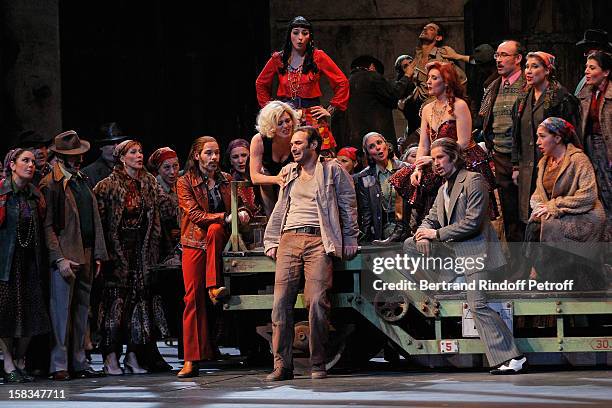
[59,1,270,162]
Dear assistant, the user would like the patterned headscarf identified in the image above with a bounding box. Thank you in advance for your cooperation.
[147,147,177,172]
[226,139,250,155]
[539,117,582,147]
[113,139,140,158]
[530,51,556,70]
[337,146,358,161]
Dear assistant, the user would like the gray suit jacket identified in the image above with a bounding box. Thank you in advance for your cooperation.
[418,168,506,273]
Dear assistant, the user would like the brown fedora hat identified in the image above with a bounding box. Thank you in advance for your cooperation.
[49,130,90,155]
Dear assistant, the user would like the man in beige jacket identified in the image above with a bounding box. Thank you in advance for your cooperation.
[263,126,359,381]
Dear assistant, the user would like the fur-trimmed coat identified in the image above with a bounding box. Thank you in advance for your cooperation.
[530,143,605,248]
[93,166,167,282]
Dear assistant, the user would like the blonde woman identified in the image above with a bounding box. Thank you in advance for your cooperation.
[250,101,299,215]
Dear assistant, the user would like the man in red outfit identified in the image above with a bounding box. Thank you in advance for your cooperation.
[176,136,250,378]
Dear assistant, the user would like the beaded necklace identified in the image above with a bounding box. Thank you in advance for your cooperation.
[16,198,35,248]
[429,99,449,134]
[288,64,303,100]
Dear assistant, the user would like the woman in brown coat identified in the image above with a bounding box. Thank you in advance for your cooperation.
[511,52,581,225]
[578,51,612,239]
[94,140,170,375]
[524,118,605,289]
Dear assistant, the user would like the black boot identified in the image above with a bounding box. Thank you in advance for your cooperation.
[373,222,409,245]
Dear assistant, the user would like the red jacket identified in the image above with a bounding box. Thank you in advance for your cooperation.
[255,49,349,111]
[177,170,232,250]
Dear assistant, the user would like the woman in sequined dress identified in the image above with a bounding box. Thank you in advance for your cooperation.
[255,16,349,153]
[94,140,169,376]
[0,149,50,383]
[389,61,498,221]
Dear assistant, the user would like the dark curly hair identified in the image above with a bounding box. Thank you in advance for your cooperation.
[279,16,319,75]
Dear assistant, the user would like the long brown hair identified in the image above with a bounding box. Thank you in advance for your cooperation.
[426,61,466,116]
[184,136,218,174]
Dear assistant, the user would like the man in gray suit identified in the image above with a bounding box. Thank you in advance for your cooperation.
[407,137,527,375]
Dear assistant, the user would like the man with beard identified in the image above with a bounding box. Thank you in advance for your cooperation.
[82,122,128,189]
[40,131,108,380]
[406,137,527,375]
[401,22,467,134]
[263,126,358,381]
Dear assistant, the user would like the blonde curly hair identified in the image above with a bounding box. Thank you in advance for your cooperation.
[255,101,299,138]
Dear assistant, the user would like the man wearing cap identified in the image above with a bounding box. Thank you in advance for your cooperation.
[15,130,54,186]
[81,122,128,189]
[575,29,612,95]
[346,55,412,148]
[39,131,108,381]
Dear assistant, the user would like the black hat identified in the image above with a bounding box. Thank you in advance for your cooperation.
[350,55,385,74]
[576,29,612,53]
[473,44,495,64]
[96,122,129,145]
[15,130,54,149]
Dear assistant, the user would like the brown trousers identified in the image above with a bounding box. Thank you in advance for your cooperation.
[271,232,333,370]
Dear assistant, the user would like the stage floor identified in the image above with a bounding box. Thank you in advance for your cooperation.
[1,343,611,407]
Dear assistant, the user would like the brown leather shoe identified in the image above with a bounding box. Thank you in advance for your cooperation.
[177,361,199,378]
[208,287,229,305]
[264,367,294,382]
[311,364,327,379]
[49,370,71,381]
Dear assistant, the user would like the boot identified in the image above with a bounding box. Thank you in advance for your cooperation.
[373,222,409,245]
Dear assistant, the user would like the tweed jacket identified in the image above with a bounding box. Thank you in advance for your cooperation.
[511,82,582,222]
[93,167,165,281]
[477,74,527,149]
[177,170,232,250]
[577,81,612,161]
[415,168,506,273]
[530,144,605,245]
[264,157,359,258]
[39,163,108,266]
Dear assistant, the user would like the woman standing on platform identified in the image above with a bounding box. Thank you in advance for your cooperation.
[578,51,612,239]
[249,101,299,215]
[177,136,250,378]
[511,51,581,225]
[94,140,170,376]
[255,16,349,154]
[0,149,50,383]
[226,139,263,217]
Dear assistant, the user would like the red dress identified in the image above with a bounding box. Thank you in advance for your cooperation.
[389,120,499,219]
[255,49,349,150]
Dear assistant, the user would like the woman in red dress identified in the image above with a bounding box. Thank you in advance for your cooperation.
[389,61,498,220]
[255,16,349,153]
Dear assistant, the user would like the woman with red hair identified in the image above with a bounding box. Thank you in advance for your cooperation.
[389,61,497,224]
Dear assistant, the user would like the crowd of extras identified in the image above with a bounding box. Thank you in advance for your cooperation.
[1,15,611,383]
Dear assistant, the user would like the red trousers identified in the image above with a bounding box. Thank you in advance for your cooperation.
[181,223,228,361]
